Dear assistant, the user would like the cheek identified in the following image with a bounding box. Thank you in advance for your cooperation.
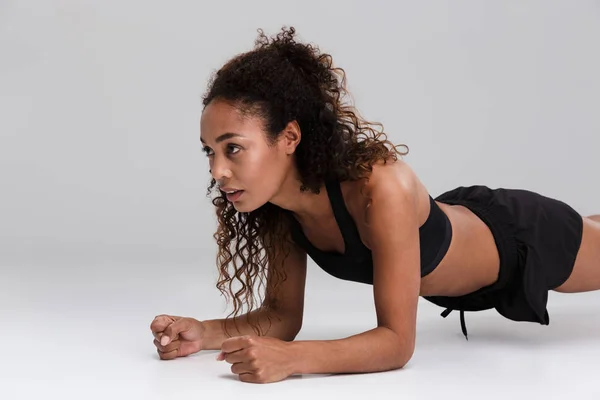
[238,154,284,200]
[244,150,283,178]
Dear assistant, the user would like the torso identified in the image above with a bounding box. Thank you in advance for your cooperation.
[294,159,501,297]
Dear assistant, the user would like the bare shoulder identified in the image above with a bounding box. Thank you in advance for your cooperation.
[341,159,432,246]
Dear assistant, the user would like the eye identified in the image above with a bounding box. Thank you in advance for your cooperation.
[227,144,241,154]
[202,144,241,157]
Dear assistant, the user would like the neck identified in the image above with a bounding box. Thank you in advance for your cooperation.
[268,173,330,223]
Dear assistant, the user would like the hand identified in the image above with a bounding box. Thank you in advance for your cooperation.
[150,314,206,360]
[217,335,295,383]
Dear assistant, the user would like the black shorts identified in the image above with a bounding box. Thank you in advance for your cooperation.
[423,185,584,338]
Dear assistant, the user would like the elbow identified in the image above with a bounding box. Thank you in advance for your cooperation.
[268,308,302,341]
[389,332,415,370]
[287,322,302,341]
[396,346,414,369]
[281,317,302,342]
[388,346,413,370]
[281,328,300,342]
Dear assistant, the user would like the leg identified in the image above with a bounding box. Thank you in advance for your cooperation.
[553,215,600,293]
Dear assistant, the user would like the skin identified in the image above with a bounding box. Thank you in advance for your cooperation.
[199,99,331,220]
[155,98,600,383]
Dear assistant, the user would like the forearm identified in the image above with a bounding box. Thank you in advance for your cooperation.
[288,326,413,374]
[201,307,300,350]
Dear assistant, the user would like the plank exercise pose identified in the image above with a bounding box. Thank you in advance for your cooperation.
[150,27,600,383]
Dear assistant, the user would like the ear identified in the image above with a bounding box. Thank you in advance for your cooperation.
[279,121,301,155]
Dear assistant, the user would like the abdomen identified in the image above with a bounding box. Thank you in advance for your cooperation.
[419,202,501,297]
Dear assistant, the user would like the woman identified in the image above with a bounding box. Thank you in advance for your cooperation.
[150,27,600,383]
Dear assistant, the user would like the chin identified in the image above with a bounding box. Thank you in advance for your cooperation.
[229,199,251,213]
[231,198,268,213]
[232,204,249,213]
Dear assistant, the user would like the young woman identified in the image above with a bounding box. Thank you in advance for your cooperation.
[150,27,600,384]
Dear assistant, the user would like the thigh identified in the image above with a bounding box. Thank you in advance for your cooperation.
[554,217,600,293]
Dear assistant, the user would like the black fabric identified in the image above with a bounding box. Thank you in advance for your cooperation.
[424,185,584,339]
[287,179,453,283]
[288,182,584,340]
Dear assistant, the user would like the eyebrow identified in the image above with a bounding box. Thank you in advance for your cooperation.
[200,132,244,144]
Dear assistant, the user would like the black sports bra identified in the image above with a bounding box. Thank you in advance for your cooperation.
[287,179,452,284]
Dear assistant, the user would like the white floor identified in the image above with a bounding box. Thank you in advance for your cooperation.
[5,261,600,399]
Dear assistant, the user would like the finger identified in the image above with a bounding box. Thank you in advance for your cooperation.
[231,362,253,375]
[150,315,177,334]
[156,347,179,360]
[238,373,259,383]
[161,317,193,346]
[221,335,253,354]
[152,325,182,341]
[223,348,248,364]
[153,338,180,354]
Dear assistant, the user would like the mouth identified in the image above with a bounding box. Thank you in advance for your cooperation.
[223,189,244,202]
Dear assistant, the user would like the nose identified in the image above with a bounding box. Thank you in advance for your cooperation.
[209,155,232,181]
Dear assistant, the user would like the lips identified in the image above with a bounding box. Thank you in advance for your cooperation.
[225,190,244,202]
[219,187,241,193]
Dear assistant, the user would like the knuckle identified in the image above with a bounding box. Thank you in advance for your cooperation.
[165,341,179,352]
[254,371,265,382]
[247,349,258,359]
[154,338,179,353]
[158,349,177,360]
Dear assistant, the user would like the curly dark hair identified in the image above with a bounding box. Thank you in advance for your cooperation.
[201,26,408,337]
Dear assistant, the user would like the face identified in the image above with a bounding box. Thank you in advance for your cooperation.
[200,100,300,212]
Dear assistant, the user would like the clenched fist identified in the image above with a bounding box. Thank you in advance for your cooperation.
[217,335,296,383]
[150,314,206,360]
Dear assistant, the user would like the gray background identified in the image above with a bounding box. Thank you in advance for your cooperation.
[2,0,599,398]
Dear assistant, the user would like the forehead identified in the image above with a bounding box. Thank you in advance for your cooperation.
[200,101,264,142]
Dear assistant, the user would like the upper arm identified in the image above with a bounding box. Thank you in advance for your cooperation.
[262,236,308,327]
[363,166,422,354]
